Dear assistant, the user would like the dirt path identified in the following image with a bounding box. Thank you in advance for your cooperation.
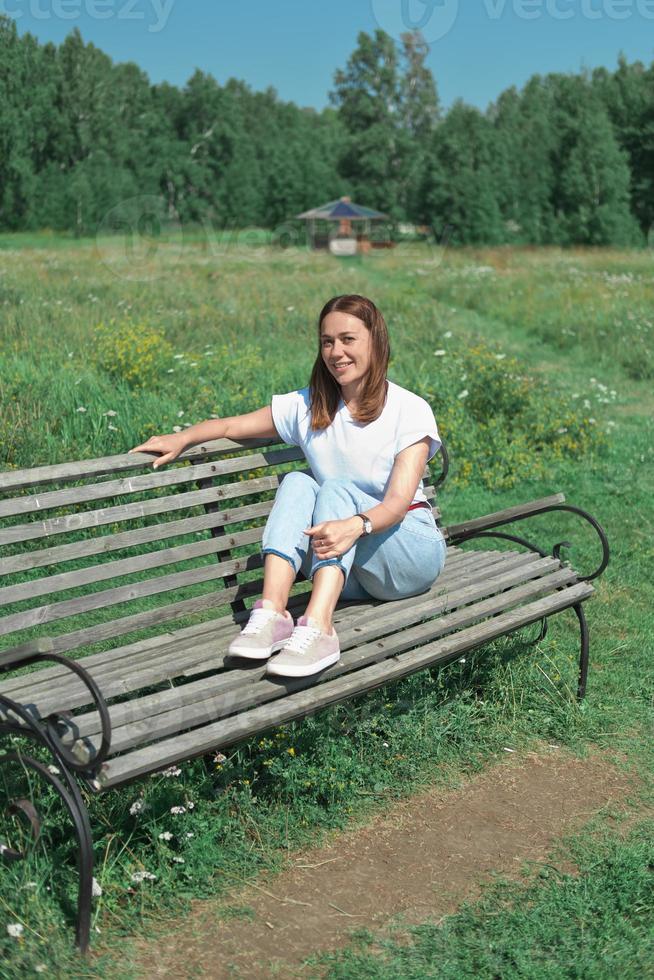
[128,742,642,979]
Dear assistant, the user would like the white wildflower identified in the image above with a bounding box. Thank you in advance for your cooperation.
[557,427,568,434]
[185,800,195,810]
[286,305,295,311]
[172,856,185,864]
[172,425,183,433]
[7,923,24,938]
[76,406,87,413]
[443,330,453,338]
[186,832,195,838]
[213,752,227,764]
[158,831,173,841]
[433,349,446,356]
[102,410,117,417]
[108,424,118,431]
[494,353,506,360]
[173,353,185,359]
[162,765,182,777]
[457,389,469,399]
[130,799,144,816]
[177,410,184,418]
[131,870,157,883]
[92,877,102,898]
[170,806,186,815]
[47,764,61,775]
[167,368,174,373]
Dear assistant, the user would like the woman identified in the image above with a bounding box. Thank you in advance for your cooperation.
[130,294,447,679]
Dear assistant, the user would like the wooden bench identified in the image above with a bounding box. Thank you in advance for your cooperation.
[0,437,609,952]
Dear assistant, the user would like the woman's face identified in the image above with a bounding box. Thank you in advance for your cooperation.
[320,311,372,389]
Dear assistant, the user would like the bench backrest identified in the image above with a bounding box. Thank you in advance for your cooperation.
[0,438,443,661]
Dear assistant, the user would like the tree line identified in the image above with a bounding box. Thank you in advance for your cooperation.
[0,15,652,245]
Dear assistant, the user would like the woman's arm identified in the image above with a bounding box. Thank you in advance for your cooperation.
[130,405,280,469]
[355,437,432,533]
[182,406,279,445]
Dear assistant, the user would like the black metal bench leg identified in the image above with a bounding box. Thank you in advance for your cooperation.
[0,750,94,953]
[573,602,590,701]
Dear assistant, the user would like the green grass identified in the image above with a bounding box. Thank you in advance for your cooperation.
[0,236,652,978]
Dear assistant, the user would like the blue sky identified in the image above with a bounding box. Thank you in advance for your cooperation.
[5,0,654,112]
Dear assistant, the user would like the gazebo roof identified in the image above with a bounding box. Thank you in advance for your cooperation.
[295,197,388,221]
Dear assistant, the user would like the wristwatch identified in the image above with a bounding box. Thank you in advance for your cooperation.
[355,513,373,535]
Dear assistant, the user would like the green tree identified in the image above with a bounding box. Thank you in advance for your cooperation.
[424,100,504,245]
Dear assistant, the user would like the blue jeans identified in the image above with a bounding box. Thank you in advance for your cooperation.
[261,472,447,601]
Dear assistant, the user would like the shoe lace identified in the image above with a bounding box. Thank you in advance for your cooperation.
[284,625,322,653]
[241,608,277,636]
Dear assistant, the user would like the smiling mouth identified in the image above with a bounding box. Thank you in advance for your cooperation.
[333,362,352,370]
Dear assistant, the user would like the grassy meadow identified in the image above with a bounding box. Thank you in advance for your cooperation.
[0,234,652,977]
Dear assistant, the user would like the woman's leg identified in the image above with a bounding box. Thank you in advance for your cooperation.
[303,477,447,629]
[260,471,319,612]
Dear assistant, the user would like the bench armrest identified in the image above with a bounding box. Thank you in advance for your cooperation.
[444,492,609,582]
[0,636,55,671]
[444,493,566,540]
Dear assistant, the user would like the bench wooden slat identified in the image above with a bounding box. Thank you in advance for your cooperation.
[0,499,276,575]
[67,561,577,754]
[0,472,307,547]
[0,439,282,491]
[0,575,269,656]
[445,493,566,538]
[0,548,269,637]
[0,472,437,551]
[96,581,594,788]
[0,448,304,519]
[0,527,268,607]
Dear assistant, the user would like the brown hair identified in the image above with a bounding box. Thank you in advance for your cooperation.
[309,294,391,431]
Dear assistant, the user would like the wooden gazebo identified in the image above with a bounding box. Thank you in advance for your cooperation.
[295,196,392,253]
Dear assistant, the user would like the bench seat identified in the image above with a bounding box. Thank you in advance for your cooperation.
[0,546,591,790]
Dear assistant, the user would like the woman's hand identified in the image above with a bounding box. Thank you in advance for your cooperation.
[304,517,362,560]
[129,432,188,469]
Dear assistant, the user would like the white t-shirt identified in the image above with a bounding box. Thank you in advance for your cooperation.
[270,379,441,506]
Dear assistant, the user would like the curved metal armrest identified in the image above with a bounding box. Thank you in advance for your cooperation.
[0,648,111,778]
[444,492,609,582]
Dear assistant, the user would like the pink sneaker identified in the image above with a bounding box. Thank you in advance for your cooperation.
[228,599,294,660]
[266,614,341,678]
